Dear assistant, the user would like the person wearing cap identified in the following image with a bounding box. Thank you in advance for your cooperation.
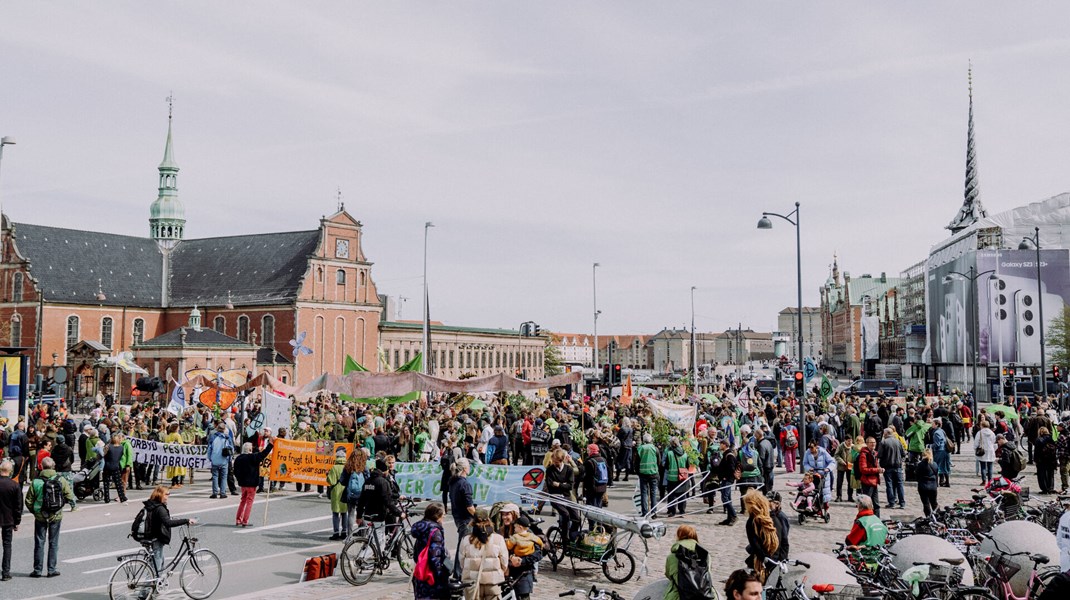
[581,443,609,509]
[497,504,542,600]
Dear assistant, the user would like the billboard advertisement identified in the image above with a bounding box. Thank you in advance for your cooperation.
[928,249,1070,365]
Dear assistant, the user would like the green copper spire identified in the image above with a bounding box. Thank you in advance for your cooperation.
[150,93,185,245]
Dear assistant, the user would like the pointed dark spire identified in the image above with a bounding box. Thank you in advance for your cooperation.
[947,62,987,233]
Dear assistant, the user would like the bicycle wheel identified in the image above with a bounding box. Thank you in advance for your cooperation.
[340,535,379,586]
[180,549,222,600]
[950,588,1000,600]
[545,526,564,568]
[1029,568,1059,598]
[394,531,415,575]
[109,557,156,600]
[601,547,635,584]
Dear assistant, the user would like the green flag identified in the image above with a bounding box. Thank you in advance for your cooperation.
[340,353,421,405]
[818,374,834,400]
[344,355,369,373]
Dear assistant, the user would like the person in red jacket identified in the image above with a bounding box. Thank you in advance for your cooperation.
[857,437,884,518]
[844,495,888,547]
[521,414,534,465]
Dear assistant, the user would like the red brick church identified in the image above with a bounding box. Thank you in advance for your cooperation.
[0,113,383,399]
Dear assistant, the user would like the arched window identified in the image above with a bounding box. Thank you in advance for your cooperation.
[237,316,249,342]
[10,315,20,347]
[336,269,346,285]
[214,316,225,334]
[12,272,23,302]
[101,317,113,348]
[359,271,366,286]
[261,315,275,346]
[132,318,145,344]
[66,316,80,349]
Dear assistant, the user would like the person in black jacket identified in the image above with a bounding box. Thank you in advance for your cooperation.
[0,460,23,581]
[546,448,580,542]
[915,448,939,517]
[233,438,273,527]
[357,459,404,524]
[102,437,127,504]
[142,486,197,574]
[713,438,740,525]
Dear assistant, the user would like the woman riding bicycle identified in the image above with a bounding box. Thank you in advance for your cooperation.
[141,485,197,573]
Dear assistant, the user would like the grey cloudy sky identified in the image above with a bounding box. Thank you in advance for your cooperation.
[3,4,1070,336]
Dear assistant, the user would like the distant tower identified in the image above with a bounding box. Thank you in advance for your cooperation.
[947,63,987,234]
[150,93,186,248]
[188,305,202,331]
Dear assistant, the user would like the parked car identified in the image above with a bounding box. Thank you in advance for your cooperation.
[844,379,899,396]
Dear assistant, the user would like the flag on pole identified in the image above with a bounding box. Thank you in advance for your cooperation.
[166,379,185,416]
[621,375,633,405]
[818,374,835,400]
[734,386,752,410]
[803,357,818,383]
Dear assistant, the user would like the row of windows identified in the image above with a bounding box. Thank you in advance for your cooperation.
[213,315,274,345]
[61,313,278,352]
[65,315,141,350]
[386,348,544,371]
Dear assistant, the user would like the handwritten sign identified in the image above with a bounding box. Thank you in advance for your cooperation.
[128,436,209,470]
[268,438,354,484]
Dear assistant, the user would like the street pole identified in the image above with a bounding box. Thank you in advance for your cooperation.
[593,262,600,372]
[758,201,805,473]
[1019,228,1047,401]
[0,136,16,225]
[422,222,434,375]
[691,286,697,396]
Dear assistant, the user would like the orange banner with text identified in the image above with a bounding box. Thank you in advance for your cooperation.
[268,438,354,484]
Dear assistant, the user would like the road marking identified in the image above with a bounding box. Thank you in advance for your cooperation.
[64,547,144,563]
[62,491,315,533]
[234,514,330,534]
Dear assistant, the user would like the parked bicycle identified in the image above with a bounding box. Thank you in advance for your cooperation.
[109,524,221,600]
[339,497,416,585]
[974,534,1059,600]
[560,585,626,600]
[763,557,814,600]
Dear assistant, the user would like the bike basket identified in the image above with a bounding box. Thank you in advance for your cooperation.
[974,506,998,530]
[572,541,609,561]
[989,554,1021,581]
[821,584,866,600]
[927,563,964,585]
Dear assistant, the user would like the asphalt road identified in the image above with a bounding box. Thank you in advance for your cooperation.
[5,477,347,600]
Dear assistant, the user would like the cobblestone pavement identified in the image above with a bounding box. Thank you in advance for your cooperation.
[225,451,1018,600]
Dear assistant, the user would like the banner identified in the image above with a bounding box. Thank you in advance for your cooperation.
[648,398,697,432]
[128,436,209,470]
[394,462,545,506]
[803,358,818,383]
[818,374,835,400]
[261,390,292,436]
[269,438,354,484]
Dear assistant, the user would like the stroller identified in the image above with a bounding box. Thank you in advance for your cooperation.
[72,457,104,502]
[791,468,831,524]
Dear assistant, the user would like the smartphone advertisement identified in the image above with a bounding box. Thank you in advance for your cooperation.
[928,249,1070,365]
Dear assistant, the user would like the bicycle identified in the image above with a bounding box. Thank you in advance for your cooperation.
[905,557,998,600]
[763,557,814,600]
[339,497,416,585]
[974,535,1059,600]
[109,524,222,600]
[560,585,626,600]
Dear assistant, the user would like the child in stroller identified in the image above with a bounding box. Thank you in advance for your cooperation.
[72,456,104,502]
[786,471,818,512]
[788,469,831,523]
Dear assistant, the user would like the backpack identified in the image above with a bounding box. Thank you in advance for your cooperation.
[39,476,65,515]
[784,430,798,449]
[345,470,366,503]
[1009,445,1026,472]
[673,543,716,600]
[593,459,609,486]
[706,449,722,470]
[1040,439,1058,462]
[302,553,337,582]
[825,434,839,454]
[131,506,153,542]
[852,450,864,480]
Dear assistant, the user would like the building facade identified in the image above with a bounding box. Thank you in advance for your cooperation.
[776,307,822,362]
[549,332,594,368]
[379,321,545,380]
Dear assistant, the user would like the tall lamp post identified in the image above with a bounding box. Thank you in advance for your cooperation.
[757,201,805,473]
[422,222,434,375]
[0,136,16,220]
[690,286,697,396]
[593,262,601,373]
[1019,227,1048,402]
[943,265,995,412]
[860,294,871,379]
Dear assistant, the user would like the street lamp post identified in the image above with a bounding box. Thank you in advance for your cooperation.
[422,222,434,375]
[860,295,871,379]
[690,286,697,396]
[943,265,995,411]
[0,136,16,221]
[1019,228,1048,402]
[757,201,805,473]
[593,263,601,373]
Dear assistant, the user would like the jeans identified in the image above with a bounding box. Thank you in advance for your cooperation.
[861,484,880,518]
[884,467,905,507]
[103,469,127,503]
[32,520,61,576]
[979,461,994,483]
[452,518,471,579]
[762,469,774,493]
[332,512,348,536]
[236,486,256,525]
[211,464,229,496]
[151,540,165,575]
[718,481,737,521]
[1,525,11,577]
[552,500,581,542]
[638,474,659,516]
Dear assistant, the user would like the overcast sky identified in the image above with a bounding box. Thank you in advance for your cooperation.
[3,4,1070,336]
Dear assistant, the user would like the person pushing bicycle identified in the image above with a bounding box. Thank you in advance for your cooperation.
[141,485,198,573]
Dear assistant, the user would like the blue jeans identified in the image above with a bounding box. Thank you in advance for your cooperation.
[884,467,905,507]
[638,474,659,516]
[33,520,61,575]
[980,461,994,482]
[211,464,229,496]
[719,481,737,521]
[151,540,165,575]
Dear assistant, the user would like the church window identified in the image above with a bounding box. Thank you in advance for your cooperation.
[317,267,324,283]
[214,316,225,334]
[10,315,20,347]
[101,317,113,348]
[66,316,79,349]
[261,315,275,346]
[132,318,144,344]
[359,271,366,286]
[336,269,346,285]
[12,273,23,302]
[237,316,249,342]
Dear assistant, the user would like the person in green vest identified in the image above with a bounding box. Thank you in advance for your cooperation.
[636,434,660,517]
[663,438,691,517]
[844,495,887,546]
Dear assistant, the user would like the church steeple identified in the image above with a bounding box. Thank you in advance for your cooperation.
[947,63,987,234]
[150,93,186,247]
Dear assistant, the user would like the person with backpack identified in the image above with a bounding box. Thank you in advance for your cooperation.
[136,485,197,575]
[233,436,273,527]
[997,434,1025,480]
[24,456,76,578]
[342,448,369,536]
[1035,426,1058,494]
[582,443,609,509]
[411,502,453,600]
[101,435,128,504]
[779,420,799,473]
[664,524,715,600]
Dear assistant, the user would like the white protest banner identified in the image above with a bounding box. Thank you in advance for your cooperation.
[127,436,209,470]
[648,398,697,433]
[734,387,752,411]
[166,380,186,416]
[394,462,545,506]
[261,390,292,436]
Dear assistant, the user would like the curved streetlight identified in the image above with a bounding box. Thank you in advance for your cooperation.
[943,266,994,410]
[1019,227,1047,402]
[757,201,804,472]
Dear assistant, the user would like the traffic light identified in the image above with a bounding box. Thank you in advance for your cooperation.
[793,370,804,397]
[1008,366,1016,377]
[1054,365,1061,381]
[613,364,622,385]
[533,324,541,336]
[602,364,611,385]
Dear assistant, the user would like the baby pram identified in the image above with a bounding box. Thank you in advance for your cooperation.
[72,457,104,502]
[791,468,832,524]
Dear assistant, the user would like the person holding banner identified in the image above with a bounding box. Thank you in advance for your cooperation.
[233,436,273,527]
[164,423,187,488]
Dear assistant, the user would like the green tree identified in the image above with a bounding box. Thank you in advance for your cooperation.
[1047,305,1070,369]
[544,340,564,376]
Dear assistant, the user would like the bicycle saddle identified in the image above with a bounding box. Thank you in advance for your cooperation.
[972,494,986,501]
[1027,508,1042,516]
[1030,554,1050,564]
[812,584,835,593]
[940,557,965,566]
